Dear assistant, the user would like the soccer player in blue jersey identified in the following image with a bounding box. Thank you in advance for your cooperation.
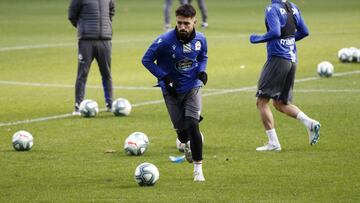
[142,4,208,181]
[250,0,321,151]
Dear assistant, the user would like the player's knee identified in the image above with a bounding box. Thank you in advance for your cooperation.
[256,98,268,109]
[185,116,199,129]
[176,130,189,143]
[273,101,284,112]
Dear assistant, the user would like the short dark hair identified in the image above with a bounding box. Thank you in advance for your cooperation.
[175,4,196,18]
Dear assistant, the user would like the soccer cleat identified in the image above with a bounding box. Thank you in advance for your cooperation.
[256,143,281,151]
[105,102,112,112]
[201,22,208,28]
[308,121,321,145]
[163,24,172,32]
[193,171,205,182]
[72,110,81,116]
[184,142,193,163]
[72,104,81,116]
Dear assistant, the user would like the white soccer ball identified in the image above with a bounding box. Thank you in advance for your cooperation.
[175,132,204,152]
[349,47,360,62]
[112,98,132,116]
[134,162,159,186]
[317,61,334,77]
[79,99,99,117]
[124,132,149,155]
[338,48,352,62]
[12,130,33,151]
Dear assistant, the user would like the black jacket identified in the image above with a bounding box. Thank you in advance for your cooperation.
[68,0,115,40]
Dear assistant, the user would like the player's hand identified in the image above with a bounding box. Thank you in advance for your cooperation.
[162,75,178,97]
[198,71,208,85]
[250,35,258,43]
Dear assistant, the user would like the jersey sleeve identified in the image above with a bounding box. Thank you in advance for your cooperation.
[141,37,168,79]
[294,6,309,41]
[68,0,81,27]
[110,0,115,21]
[197,38,208,72]
[250,6,281,44]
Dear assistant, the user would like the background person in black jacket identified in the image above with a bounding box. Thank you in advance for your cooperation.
[68,0,115,115]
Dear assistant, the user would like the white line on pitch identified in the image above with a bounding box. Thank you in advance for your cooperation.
[0,80,158,90]
[2,70,359,91]
[203,70,360,92]
[0,70,359,127]
[1,30,358,52]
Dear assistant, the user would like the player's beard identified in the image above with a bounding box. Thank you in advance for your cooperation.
[176,27,195,44]
[178,29,190,39]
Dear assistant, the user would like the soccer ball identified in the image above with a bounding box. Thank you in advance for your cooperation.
[317,61,334,77]
[124,132,149,155]
[79,99,99,117]
[349,47,360,62]
[338,48,352,62]
[176,132,204,152]
[134,163,159,186]
[12,130,33,151]
[112,98,132,116]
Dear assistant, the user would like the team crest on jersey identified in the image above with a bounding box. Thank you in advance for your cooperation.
[280,8,286,15]
[175,58,194,72]
[195,41,201,51]
[183,43,192,53]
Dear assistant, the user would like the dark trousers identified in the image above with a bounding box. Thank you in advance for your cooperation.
[75,40,113,107]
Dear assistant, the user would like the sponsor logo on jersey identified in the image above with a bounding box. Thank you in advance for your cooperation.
[280,38,295,46]
[280,8,286,15]
[157,38,162,44]
[183,43,192,53]
[195,41,201,51]
[292,8,298,15]
[175,58,194,72]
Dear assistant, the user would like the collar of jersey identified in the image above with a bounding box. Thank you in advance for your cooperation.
[175,27,196,44]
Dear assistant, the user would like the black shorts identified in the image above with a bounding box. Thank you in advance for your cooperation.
[256,56,296,104]
[163,87,201,132]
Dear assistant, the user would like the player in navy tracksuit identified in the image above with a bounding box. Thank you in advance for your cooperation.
[250,0,321,151]
[68,0,115,115]
[142,4,207,181]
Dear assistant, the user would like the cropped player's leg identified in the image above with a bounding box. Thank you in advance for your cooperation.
[74,40,94,115]
[96,40,113,110]
[163,0,172,30]
[163,92,190,151]
[275,62,320,146]
[256,97,281,151]
[183,87,205,181]
[185,116,204,181]
[197,0,208,28]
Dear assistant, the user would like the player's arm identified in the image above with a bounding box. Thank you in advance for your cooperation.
[250,7,281,44]
[142,38,168,79]
[68,0,81,27]
[294,8,309,41]
[110,0,115,21]
[197,38,208,85]
[197,38,208,72]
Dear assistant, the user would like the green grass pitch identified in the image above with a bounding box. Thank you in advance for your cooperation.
[0,0,360,202]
